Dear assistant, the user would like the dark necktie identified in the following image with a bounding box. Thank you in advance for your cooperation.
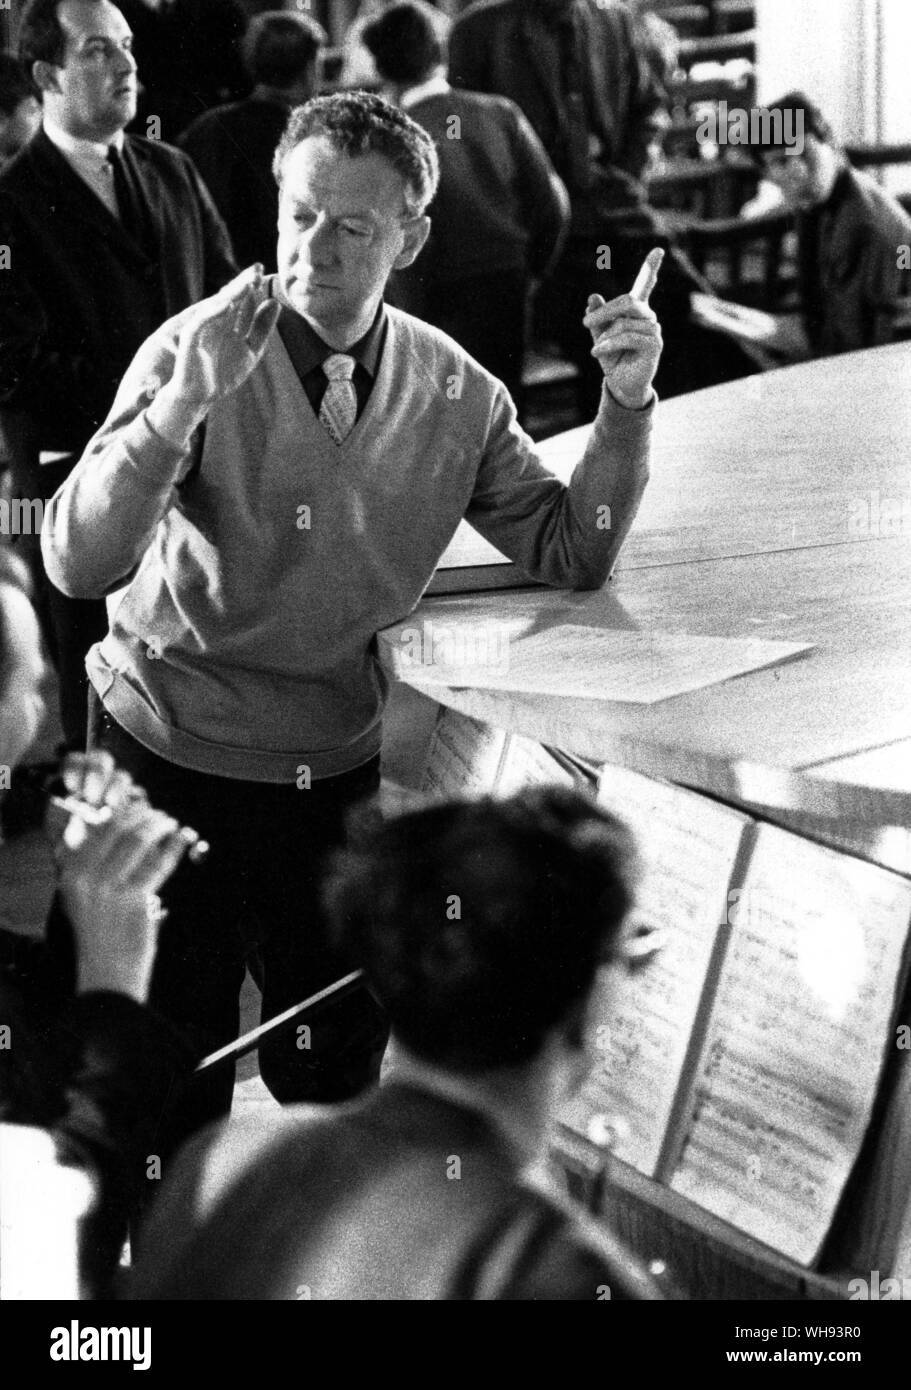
[108,145,150,253]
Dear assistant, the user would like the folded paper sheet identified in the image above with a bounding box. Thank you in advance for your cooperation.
[382,620,813,705]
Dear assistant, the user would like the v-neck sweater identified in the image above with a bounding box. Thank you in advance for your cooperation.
[43,304,653,782]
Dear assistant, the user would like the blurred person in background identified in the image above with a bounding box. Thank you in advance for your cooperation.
[449,0,758,406]
[118,0,248,142]
[743,92,911,359]
[0,52,42,169]
[363,1,569,410]
[0,548,196,1296]
[180,10,326,273]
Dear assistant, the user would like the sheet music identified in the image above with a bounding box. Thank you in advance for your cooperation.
[494,736,577,795]
[672,823,911,1265]
[420,708,509,796]
[559,766,749,1175]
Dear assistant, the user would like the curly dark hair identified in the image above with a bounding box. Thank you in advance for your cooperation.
[272,90,439,214]
[324,786,637,1072]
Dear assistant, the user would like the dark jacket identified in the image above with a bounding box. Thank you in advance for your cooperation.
[0,128,237,461]
[179,95,291,274]
[449,0,663,227]
[0,910,193,1299]
[799,163,911,355]
[127,1081,667,1300]
[402,87,568,284]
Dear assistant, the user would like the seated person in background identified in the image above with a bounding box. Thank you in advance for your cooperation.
[0,53,41,171]
[41,92,661,1162]
[717,93,911,360]
[128,788,670,1300]
[179,10,327,273]
[363,1,570,411]
[0,549,196,1296]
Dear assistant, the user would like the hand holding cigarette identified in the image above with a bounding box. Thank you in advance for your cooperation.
[583,248,665,410]
[52,751,205,1001]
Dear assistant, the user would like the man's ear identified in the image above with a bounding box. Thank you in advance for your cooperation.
[394,214,431,270]
[31,60,62,97]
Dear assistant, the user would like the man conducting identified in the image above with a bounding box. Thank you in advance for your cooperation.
[42,91,662,1152]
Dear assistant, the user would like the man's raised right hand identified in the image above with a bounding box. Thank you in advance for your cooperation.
[147,265,282,447]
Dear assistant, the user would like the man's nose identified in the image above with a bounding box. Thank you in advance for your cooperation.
[302,217,337,263]
[115,46,138,76]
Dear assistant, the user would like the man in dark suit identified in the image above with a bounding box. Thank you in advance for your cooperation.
[0,0,237,752]
[179,9,326,274]
[128,788,671,1300]
[449,0,758,407]
[363,1,569,412]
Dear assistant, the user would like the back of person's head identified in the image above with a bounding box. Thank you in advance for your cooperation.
[324,787,637,1073]
[242,10,326,90]
[747,90,835,162]
[362,2,448,87]
[0,52,34,116]
[273,89,439,213]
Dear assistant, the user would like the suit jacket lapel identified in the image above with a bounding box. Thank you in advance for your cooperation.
[31,128,154,270]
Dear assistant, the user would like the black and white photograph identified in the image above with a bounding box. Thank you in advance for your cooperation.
[0,0,909,1362]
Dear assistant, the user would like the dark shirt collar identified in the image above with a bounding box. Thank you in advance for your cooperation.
[268,273,387,380]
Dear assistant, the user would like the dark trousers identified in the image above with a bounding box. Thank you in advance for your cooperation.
[537,225,759,414]
[93,707,388,1157]
[8,451,107,752]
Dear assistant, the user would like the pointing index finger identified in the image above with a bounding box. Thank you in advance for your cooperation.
[630,247,665,304]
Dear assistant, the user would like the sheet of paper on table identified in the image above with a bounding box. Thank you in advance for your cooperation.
[383,621,813,704]
[690,292,783,343]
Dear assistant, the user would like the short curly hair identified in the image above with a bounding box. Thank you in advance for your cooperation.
[323,786,637,1073]
[272,90,439,215]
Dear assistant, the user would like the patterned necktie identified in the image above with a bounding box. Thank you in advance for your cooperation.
[319,353,358,444]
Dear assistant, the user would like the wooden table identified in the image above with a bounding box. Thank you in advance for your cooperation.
[379,344,911,1297]
[383,344,911,848]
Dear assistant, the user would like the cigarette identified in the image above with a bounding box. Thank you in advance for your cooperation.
[630,248,665,303]
[49,795,210,863]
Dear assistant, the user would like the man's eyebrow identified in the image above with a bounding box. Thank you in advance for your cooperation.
[80,30,133,45]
